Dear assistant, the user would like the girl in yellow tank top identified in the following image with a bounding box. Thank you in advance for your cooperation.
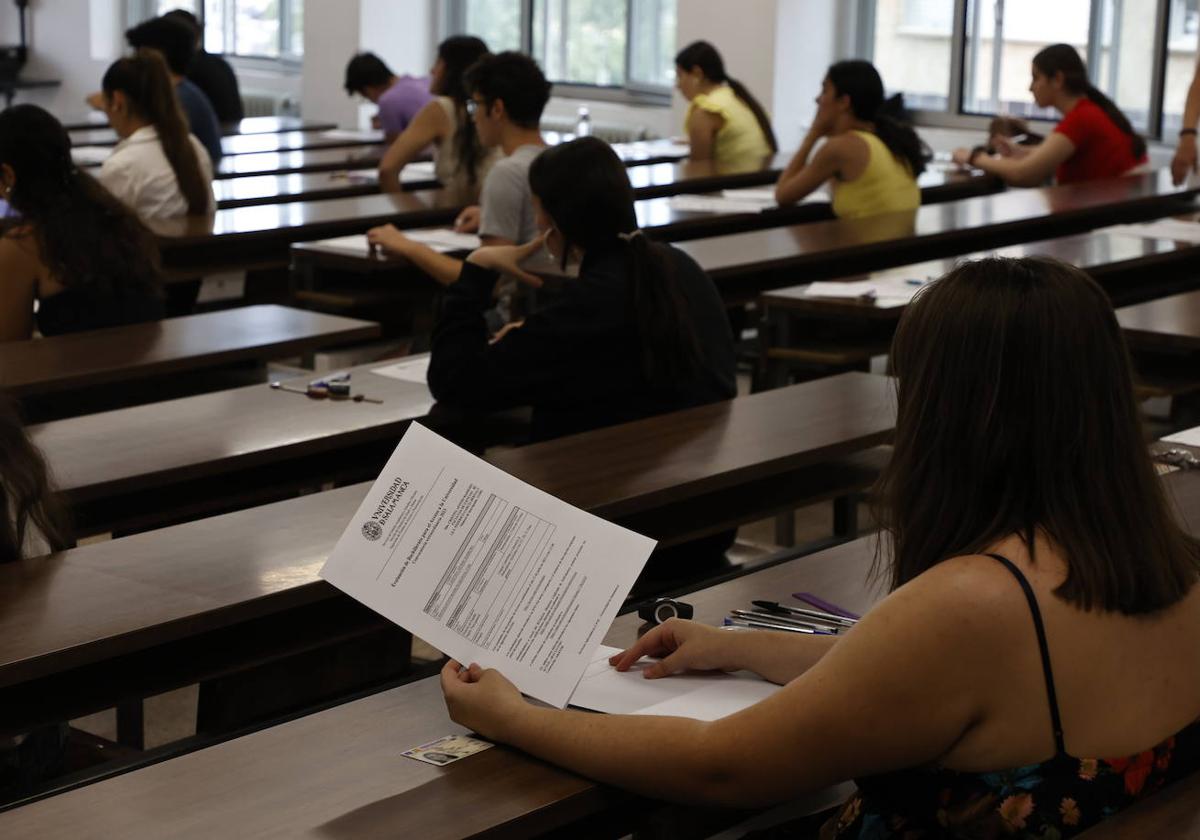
[775,60,928,220]
[675,41,777,168]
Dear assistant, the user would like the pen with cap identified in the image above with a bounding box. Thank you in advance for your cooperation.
[793,592,861,621]
[729,609,841,633]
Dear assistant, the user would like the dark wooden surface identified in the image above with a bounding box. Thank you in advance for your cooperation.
[0,537,877,839]
[761,227,1200,320]
[212,146,388,179]
[1116,288,1200,350]
[71,128,387,155]
[64,114,336,136]
[0,305,380,398]
[680,171,1198,300]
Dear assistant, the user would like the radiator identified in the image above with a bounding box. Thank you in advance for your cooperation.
[241,90,299,117]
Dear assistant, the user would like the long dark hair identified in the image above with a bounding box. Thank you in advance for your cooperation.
[528,137,704,389]
[826,60,929,177]
[1033,43,1146,160]
[675,41,778,153]
[0,104,162,297]
[0,394,70,562]
[874,257,1200,614]
[102,49,212,214]
[436,36,490,187]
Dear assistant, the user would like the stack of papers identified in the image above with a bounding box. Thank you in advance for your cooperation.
[669,194,773,214]
[1103,219,1200,245]
[308,235,376,258]
[570,645,778,720]
[371,356,431,385]
[406,228,482,252]
[401,160,437,180]
[1162,427,1200,447]
[320,128,386,142]
[71,146,111,165]
[802,276,928,307]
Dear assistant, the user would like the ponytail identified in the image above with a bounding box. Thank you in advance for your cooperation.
[1033,43,1145,162]
[102,50,211,215]
[826,61,930,177]
[437,36,491,188]
[676,41,777,154]
[1084,83,1146,160]
[726,77,779,154]
[625,233,705,390]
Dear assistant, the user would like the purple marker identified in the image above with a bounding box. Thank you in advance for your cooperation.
[792,592,861,621]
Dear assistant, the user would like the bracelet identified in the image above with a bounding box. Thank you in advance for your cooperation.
[1181,129,1198,137]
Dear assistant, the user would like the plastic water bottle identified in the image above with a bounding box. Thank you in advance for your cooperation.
[576,106,591,138]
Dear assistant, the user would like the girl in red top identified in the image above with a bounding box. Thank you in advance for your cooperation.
[953,44,1147,186]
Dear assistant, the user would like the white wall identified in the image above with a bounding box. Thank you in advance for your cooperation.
[1,0,121,116]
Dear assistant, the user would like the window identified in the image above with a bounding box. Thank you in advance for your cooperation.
[138,0,303,60]
[859,0,1197,140]
[444,0,677,93]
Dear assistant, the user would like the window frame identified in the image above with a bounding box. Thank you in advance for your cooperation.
[854,0,1183,141]
[441,0,675,105]
[128,0,303,66]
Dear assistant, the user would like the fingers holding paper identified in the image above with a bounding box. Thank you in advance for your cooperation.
[440,658,526,740]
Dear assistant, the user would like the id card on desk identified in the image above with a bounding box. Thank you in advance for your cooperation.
[320,423,655,707]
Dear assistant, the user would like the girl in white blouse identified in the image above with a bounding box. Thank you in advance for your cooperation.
[97,49,214,220]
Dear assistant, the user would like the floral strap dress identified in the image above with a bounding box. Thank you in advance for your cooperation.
[823,553,1200,839]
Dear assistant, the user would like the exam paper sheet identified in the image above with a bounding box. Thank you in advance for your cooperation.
[320,425,656,707]
[1162,426,1200,447]
[372,355,430,384]
[1103,219,1200,245]
[570,645,778,721]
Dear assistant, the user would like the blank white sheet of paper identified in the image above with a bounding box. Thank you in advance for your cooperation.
[570,645,778,721]
[320,425,656,707]
[371,355,431,385]
[1162,426,1200,447]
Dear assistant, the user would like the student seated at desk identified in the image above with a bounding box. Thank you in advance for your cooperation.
[97,50,214,220]
[775,60,928,219]
[376,37,496,196]
[0,106,164,341]
[675,40,777,168]
[120,16,224,166]
[442,257,1200,838]
[368,52,551,286]
[163,9,244,124]
[343,52,432,141]
[952,44,1147,186]
[424,136,736,442]
[0,394,70,800]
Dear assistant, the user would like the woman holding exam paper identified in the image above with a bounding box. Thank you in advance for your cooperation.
[442,257,1200,838]
[774,60,927,219]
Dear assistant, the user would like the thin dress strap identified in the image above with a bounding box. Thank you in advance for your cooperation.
[984,552,1067,755]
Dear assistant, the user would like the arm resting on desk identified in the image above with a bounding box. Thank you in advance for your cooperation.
[378,100,451,193]
[774,130,845,206]
[970,133,1074,188]
[444,557,1006,808]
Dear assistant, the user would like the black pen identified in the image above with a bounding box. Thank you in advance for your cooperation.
[752,600,857,627]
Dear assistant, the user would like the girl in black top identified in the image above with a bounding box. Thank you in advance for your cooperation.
[428,136,737,442]
[0,105,163,341]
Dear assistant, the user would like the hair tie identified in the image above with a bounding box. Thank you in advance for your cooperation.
[618,229,644,241]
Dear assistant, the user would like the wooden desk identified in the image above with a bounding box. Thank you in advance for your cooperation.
[1116,288,1200,351]
[0,537,877,837]
[680,171,1199,302]
[0,305,380,399]
[70,128,386,156]
[64,114,336,136]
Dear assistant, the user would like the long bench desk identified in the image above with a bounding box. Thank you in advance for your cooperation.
[7,465,1200,836]
[2,373,891,742]
[73,128,387,155]
[63,114,336,136]
[0,306,379,416]
[678,171,1199,302]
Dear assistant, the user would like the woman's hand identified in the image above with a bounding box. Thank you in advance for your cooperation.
[490,319,525,345]
[608,618,741,679]
[366,223,415,257]
[465,233,548,288]
[454,205,481,233]
[440,659,528,741]
[951,147,975,168]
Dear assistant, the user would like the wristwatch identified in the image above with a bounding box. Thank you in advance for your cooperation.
[1181,128,1198,137]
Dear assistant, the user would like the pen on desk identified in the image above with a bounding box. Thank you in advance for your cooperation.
[752,600,856,627]
[729,609,828,632]
[723,617,832,635]
[792,592,861,621]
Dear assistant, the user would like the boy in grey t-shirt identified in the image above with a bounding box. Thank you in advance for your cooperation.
[366,52,551,288]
